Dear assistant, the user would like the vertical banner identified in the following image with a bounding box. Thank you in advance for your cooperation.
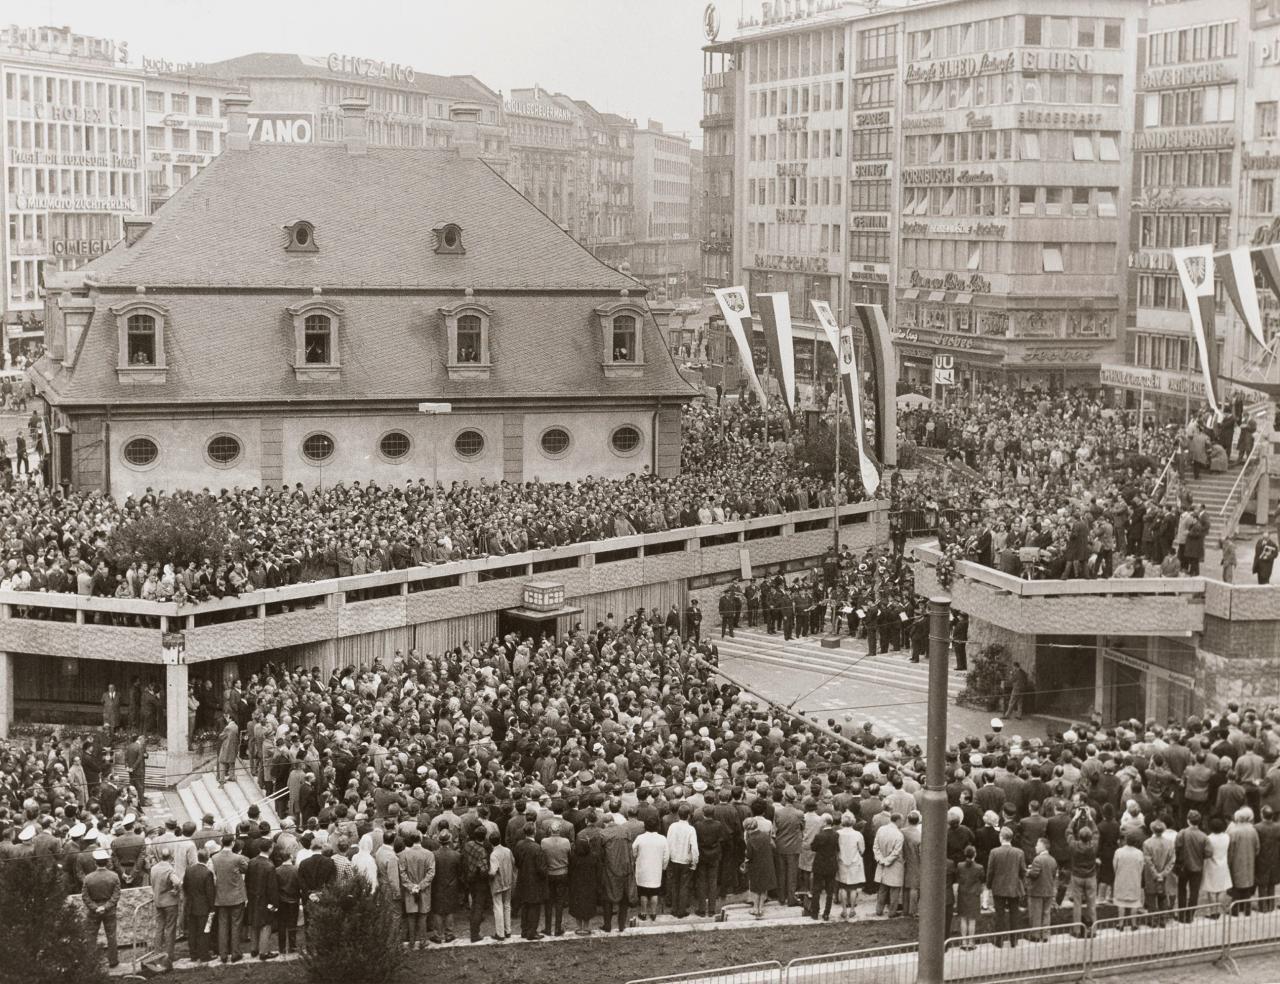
[810,299,840,356]
[755,292,797,413]
[836,325,881,496]
[713,286,768,407]
[1254,242,1280,308]
[1216,246,1268,349]
[1172,243,1222,414]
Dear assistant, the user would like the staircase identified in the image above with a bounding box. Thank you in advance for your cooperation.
[1165,463,1244,517]
[716,627,967,700]
[171,761,283,831]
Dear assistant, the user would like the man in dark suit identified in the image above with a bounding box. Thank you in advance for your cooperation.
[1025,837,1058,941]
[772,792,804,907]
[124,735,146,799]
[211,836,249,963]
[986,827,1026,947]
[183,849,217,962]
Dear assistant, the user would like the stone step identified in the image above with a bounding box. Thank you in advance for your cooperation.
[233,773,282,830]
[174,784,202,827]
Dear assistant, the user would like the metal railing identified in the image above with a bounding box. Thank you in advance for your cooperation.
[634,895,1280,984]
[1218,443,1263,540]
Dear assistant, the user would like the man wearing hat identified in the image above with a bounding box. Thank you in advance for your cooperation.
[82,848,122,968]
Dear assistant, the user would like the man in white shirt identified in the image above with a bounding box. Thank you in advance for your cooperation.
[665,803,700,918]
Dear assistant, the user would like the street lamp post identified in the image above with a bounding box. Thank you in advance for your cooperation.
[418,402,452,488]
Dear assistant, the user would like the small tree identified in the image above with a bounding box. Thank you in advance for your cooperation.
[794,422,860,481]
[108,495,231,570]
[301,874,402,984]
[0,858,107,984]
[957,643,1014,712]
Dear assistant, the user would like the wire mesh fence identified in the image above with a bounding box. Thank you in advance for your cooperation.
[940,921,1088,983]
[784,942,918,984]
[625,961,783,984]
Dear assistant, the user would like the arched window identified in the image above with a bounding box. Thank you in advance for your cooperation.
[303,314,332,365]
[611,315,637,362]
[126,314,156,366]
[456,314,482,363]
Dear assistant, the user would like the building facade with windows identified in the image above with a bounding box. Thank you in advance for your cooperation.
[505,86,580,235]
[1122,0,1280,413]
[632,120,698,298]
[0,26,144,357]
[32,98,695,496]
[700,42,737,292]
[201,52,509,173]
[895,0,1140,393]
[141,66,225,213]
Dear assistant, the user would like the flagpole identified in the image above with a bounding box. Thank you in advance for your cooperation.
[833,377,842,556]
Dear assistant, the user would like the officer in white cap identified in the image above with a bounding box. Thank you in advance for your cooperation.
[82,847,123,967]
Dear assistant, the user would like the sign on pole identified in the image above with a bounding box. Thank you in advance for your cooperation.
[933,354,954,386]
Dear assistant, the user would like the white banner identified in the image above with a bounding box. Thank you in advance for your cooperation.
[713,286,767,407]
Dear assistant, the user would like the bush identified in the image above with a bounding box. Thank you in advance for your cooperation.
[957,643,1013,712]
[301,874,403,984]
[794,421,861,481]
[0,857,107,984]
[108,495,232,570]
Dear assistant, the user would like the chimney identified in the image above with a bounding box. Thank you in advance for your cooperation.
[123,215,154,247]
[340,98,369,156]
[223,91,252,151]
[448,104,482,160]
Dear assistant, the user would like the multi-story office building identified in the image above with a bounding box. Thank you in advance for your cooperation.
[140,61,226,213]
[505,86,579,235]
[700,41,737,292]
[1120,0,1280,413]
[632,120,697,297]
[712,0,1143,394]
[569,100,635,270]
[0,25,144,357]
[202,52,509,172]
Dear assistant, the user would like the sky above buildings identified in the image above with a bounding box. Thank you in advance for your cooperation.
[22,0,715,141]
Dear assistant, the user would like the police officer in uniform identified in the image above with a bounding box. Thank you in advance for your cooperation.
[83,848,122,968]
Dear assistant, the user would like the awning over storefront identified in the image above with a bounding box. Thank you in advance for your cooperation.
[927,290,945,302]
[504,604,584,620]
[902,288,920,300]
[954,292,974,305]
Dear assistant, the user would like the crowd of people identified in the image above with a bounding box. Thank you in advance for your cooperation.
[0,401,868,602]
[2,604,1279,966]
[895,386,1276,583]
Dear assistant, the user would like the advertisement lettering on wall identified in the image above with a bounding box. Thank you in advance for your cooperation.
[248,113,315,144]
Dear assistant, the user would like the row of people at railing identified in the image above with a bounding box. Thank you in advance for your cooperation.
[0,401,870,603]
[4,599,1279,964]
[895,386,1278,584]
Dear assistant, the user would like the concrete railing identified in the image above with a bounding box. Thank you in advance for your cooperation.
[0,501,885,664]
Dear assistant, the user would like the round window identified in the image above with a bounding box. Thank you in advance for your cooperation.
[293,225,310,246]
[379,431,411,460]
[540,427,571,457]
[611,426,641,454]
[454,430,485,458]
[443,226,459,248]
[123,437,158,467]
[302,433,335,462]
[207,435,242,465]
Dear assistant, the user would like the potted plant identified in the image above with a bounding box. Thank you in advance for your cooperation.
[956,643,1013,711]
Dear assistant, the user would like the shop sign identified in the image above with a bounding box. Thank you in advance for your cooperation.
[1099,363,1206,397]
[1140,62,1232,89]
[1021,51,1094,73]
[903,166,954,185]
[752,253,829,273]
[903,116,944,130]
[956,169,994,184]
[1103,647,1194,689]
[1128,250,1176,271]
[777,116,808,132]
[850,214,889,230]
[8,149,138,169]
[776,208,806,224]
[32,104,122,125]
[1016,109,1104,129]
[504,100,572,122]
[776,162,808,177]
[854,109,891,128]
[1015,347,1097,364]
[903,220,1005,238]
[1133,125,1234,150]
[327,52,415,84]
[141,56,209,74]
[849,263,890,283]
[905,52,1016,83]
[964,111,993,129]
[51,238,111,257]
[909,269,992,293]
[853,162,889,179]
[1263,36,1280,66]
[1253,217,1280,246]
[14,195,134,211]
[0,26,126,64]
[248,113,314,144]
[893,328,983,352]
[1244,151,1280,171]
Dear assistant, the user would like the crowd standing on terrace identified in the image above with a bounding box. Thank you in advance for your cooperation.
[0,401,865,602]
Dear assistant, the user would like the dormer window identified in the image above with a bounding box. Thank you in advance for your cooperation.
[593,299,647,378]
[439,299,492,380]
[287,298,343,380]
[285,220,318,253]
[433,223,465,255]
[110,299,169,385]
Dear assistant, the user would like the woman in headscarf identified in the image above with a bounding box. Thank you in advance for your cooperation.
[743,816,776,918]
[567,830,600,935]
